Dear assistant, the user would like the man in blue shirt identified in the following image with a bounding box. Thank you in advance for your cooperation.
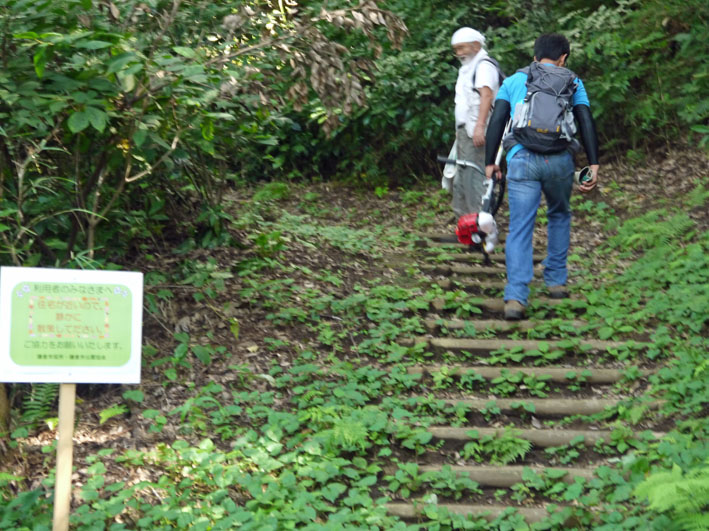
[484,34,599,320]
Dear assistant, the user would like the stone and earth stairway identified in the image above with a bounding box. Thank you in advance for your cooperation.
[381,231,664,526]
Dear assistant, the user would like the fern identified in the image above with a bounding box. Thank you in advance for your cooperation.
[328,419,370,452]
[19,383,59,427]
[686,181,709,209]
[462,427,532,465]
[634,463,709,529]
[487,429,533,465]
[252,181,290,202]
[676,514,709,531]
[310,406,389,453]
[605,209,696,253]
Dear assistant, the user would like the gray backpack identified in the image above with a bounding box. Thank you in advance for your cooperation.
[504,62,579,154]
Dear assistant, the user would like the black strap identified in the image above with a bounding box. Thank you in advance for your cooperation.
[490,174,506,217]
[472,58,499,91]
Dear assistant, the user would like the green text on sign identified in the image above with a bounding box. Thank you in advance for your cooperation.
[10,282,133,367]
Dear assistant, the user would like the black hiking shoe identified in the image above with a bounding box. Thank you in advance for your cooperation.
[504,300,525,321]
[548,285,570,299]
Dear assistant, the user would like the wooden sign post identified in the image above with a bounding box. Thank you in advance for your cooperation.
[0,267,143,531]
[53,383,76,531]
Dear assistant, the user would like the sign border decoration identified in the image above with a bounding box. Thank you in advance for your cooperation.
[0,267,143,384]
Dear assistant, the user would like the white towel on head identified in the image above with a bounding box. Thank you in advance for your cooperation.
[451,27,485,46]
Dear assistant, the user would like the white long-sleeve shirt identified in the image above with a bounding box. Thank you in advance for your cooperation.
[454,50,500,137]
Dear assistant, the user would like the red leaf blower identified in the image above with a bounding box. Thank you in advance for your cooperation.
[437,123,509,264]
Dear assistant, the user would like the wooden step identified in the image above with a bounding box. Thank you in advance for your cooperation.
[430,297,570,312]
[418,239,544,258]
[420,264,509,275]
[437,278,509,290]
[423,318,587,333]
[436,397,620,416]
[408,365,651,384]
[417,243,544,263]
[427,426,663,447]
[437,278,551,291]
[432,251,546,264]
[386,502,561,523]
[414,464,595,487]
[406,337,634,354]
[415,240,508,251]
[413,232,507,244]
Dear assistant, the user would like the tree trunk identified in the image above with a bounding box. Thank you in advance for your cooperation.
[0,383,9,434]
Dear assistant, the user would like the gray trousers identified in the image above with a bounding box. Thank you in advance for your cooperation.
[452,126,486,218]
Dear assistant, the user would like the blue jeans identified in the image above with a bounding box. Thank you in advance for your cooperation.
[504,148,574,306]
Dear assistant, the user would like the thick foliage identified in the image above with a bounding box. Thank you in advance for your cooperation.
[275,0,709,183]
[487,0,709,152]
[0,0,405,266]
[1,0,706,263]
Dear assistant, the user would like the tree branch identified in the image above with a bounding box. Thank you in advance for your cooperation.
[123,132,180,184]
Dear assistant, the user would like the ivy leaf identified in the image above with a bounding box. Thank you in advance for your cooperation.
[106,52,139,74]
[201,119,214,141]
[133,128,147,147]
[229,318,240,341]
[545,469,570,479]
[599,326,615,340]
[33,45,51,78]
[67,111,90,133]
[191,345,212,364]
[610,483,634,502]
[0,472,25,484]
[76,40,113,50]
[322,482,347,502]
[85,106,108,132]
[563,480,585,501]
[118,72,135,91]
[173,46,196,58]
[122,390,144,403]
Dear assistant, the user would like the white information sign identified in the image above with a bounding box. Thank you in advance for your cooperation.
[0,267,143,384]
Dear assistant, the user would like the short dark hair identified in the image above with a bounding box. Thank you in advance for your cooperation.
[534,33,570,61]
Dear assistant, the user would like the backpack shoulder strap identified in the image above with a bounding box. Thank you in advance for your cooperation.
[515,65,532,82]
[565,69,579,93]
[472,57,504,87]
[525,61,540,82]
[480,57,499,70]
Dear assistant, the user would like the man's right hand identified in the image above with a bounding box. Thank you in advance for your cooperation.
[486,164,502,181]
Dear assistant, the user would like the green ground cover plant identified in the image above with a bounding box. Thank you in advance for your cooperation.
[1,169,707,529]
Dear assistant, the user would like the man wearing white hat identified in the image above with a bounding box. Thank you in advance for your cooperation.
[450,27,500,218]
